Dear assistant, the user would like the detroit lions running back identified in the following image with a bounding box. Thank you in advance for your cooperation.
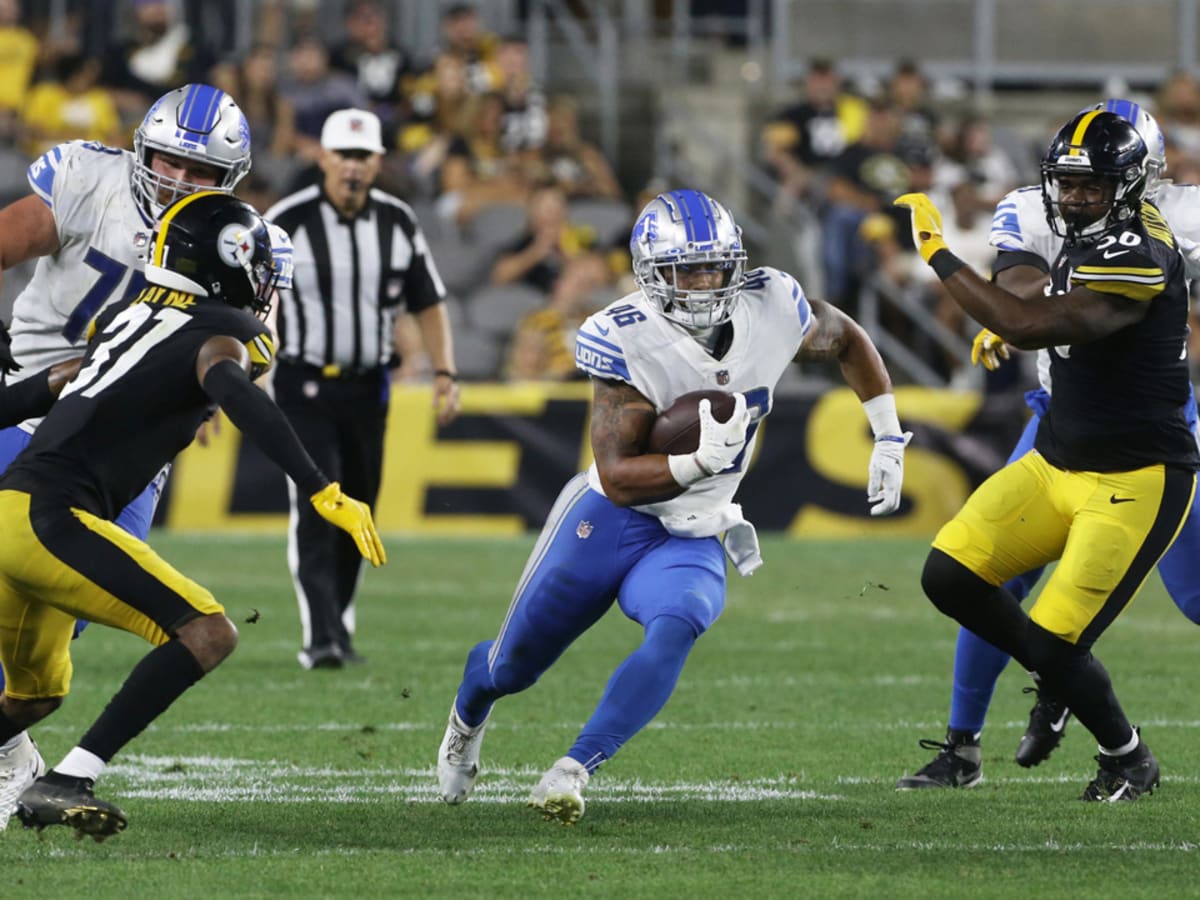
[436,189,912,824]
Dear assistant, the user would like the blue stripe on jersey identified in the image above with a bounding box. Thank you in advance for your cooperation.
[669,189,714,244]
[178,84,224,143]
[27,145,63,207]
[575,330,630,380]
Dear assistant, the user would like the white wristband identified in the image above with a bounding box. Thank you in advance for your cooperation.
[863,393,902,438]
[668,452,709,487]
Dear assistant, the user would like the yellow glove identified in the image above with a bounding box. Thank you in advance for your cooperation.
[893,192,949,263]
[970,328,1011,371]
[310,482,387,567]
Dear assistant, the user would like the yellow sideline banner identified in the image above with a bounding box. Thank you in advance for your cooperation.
[163,383,1009,536]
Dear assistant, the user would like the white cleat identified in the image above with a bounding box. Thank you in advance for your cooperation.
[437,705,490,804]
[0,732,46,831]
[528,756,590,825]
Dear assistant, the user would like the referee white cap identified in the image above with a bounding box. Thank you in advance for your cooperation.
[321,108,385,154]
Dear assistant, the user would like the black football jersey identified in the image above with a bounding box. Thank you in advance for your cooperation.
[1035,202,1200,472]
[0,285,275,519]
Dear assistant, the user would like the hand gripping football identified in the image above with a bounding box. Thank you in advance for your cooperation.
[648,390,738,455]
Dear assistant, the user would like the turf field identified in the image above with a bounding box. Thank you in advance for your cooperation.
[3,533,1197,898]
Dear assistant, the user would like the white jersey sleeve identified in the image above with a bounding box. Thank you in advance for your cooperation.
[1148,183,1200,281]
[575,267,812,535]
[990,185,1060,395]
[989,185,1062,265]
[8,141,155,397]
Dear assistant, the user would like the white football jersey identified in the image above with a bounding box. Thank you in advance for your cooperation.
[574,266,813,534]
[8,141,155,395]
[989,182,1200,392]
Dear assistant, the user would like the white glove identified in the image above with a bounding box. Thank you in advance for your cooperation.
[667,392,751,487]
[867,432,913,516]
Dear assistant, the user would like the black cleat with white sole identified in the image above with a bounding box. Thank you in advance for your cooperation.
[15,771,128,841]
[1015,686,1070,768]
[1081,738,1159,802]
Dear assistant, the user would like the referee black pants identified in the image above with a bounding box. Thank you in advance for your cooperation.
[274,361,389,655]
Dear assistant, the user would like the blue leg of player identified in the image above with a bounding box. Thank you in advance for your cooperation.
[946,400,1045,736]
[440,473,725,820]
[899,391,1049,789]
[1154,388,1200,625]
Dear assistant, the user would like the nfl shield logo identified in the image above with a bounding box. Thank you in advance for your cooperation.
[133,231,150,249]
[716,370,730,385]
[576,520,593,539]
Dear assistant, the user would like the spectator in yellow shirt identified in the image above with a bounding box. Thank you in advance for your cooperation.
[20,53,121,159]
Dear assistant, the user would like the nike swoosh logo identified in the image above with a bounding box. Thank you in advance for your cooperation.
[1050,708,1070,732]
[595,323,610,335]
[1109,495,1136,504]
[723,439,744,447]
[1102,249,1129,259]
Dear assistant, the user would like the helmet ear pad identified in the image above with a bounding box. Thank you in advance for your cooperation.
[146,192,277,314]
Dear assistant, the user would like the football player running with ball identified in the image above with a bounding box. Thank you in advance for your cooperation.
[896,110,1196,802]
[437,189,911,824]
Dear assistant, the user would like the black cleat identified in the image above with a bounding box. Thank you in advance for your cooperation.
[298,644,344,670]
[15,772,128,841]
[1015,686,1071,768]
[1081,738,1159,802]
[896,731,982,789]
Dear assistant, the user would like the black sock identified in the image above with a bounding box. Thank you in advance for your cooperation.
[78,640,205,762]
[0,708,22,746]
[1025,624,1132,749]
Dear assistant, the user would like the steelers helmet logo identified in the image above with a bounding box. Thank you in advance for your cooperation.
[217,222,252,268]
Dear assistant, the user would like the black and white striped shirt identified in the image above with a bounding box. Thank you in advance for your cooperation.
[265,184,446,371]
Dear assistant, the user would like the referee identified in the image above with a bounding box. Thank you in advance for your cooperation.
[267,108,460,670]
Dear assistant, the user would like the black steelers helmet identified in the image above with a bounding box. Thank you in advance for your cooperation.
[145,190,277,315]
[1040,110,1149,244]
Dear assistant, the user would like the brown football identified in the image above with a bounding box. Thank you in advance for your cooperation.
[648,390,737,455]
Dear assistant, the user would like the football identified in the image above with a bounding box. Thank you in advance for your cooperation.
[648,390,737,455]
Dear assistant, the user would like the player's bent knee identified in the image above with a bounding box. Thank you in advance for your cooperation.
[0,695,63,728]
[175,612,239,673]
[645,614,700,654]
[489,659,540,696]
[921,549,990,618]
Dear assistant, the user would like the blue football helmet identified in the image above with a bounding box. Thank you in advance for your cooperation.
[630,189,748,330]
[1041,111,1149,244]
[1085,98,1166,190]
[133,84,252,216]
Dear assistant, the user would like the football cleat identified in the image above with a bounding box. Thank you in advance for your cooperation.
[298,644,344,670]
[437,704,490,804]
[1081,737,1159,802]
[1015,686,1071,768]
[0,732,45,831]
[528,756,590,825]
[16,771,128,840]
[896,731,982,789]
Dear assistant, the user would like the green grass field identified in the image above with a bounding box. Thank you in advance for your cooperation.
[2,533,1197,899]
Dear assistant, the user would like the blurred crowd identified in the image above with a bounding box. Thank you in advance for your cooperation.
[6,1,1200,386]
[759,57,1200,389]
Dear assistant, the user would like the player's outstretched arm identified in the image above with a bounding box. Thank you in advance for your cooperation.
[794,298,911,516]
[896,193,1148,347]
[196,335,386,566]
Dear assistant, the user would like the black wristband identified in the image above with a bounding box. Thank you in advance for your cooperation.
[433,369,459,382]
[929,248,967,281]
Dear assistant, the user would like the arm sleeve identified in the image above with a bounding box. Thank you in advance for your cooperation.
[0,368,54,428]
[201,359,329,497]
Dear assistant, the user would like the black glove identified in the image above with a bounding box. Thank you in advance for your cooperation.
[0,318,20,376]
